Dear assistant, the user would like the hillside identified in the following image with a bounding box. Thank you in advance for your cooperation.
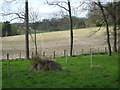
[2,27,113,59]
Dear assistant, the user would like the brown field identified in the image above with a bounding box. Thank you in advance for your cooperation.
[1,27,114,59]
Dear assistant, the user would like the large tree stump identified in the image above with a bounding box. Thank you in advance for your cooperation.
[31,56,62,71]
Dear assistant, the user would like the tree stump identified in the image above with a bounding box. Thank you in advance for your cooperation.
[31,56,62,71]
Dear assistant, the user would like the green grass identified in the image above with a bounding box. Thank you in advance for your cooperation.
[2,53,118,88]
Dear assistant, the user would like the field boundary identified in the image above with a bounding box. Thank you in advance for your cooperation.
[1,46,108,60]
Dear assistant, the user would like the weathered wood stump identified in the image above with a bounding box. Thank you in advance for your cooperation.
[31,56,62,71]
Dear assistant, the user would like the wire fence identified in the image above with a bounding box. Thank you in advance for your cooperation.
[1,46,108,60]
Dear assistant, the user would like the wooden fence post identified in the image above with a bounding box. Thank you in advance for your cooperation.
[19,52,21,59]
[98,48,100,54]
[53,51,55,58]
[90,53,93,67]
[82,49,84,55]
[64,50,66,56]
[7,53,10,77]
[92,48,94,54]
[7,53,9,60]
[43,52,45,58]
[90,48,92,54]
[72,49,74,55]
[66,55,68,64]
[31,52,34,58]
[105,47,107,53]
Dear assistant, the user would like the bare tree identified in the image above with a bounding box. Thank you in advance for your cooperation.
[25,0,29,59]
[46,0,74,56]
[103,1,118,52]
[94,1,112,56]
[68,0,73,56]
[117,2,120,53]
[1,0,25,22]
[29,8,40,55]
[2,0,30,59]
[13,6,40,56]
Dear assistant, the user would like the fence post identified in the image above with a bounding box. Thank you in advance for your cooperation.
[92,48,94,54]
[7,53,9,60]
[90,53,93,67]
[7,53,10,78]
[31,52,34,58]
[43,52,45,58]
[72,49,74,55]
[19,52,21,59]
[90,48,92,54]
[98,48,100,54]
[105,47,107,53]
[82,49,84,55]
[66,55,68,64]
[64,50,66,56]
[53,51,55,58]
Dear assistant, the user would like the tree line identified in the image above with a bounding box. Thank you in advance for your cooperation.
[1,16,86,37]
[31,16,86,31]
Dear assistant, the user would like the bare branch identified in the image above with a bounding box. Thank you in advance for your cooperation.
[3,0,18,3]
[102,40,107,45]
[9,17,23,22]
[1,12,25,20]
[76,2,85,9]
[46,0,69,11]
[88,20,105,37]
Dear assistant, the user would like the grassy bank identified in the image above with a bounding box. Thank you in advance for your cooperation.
[2,53,118,88]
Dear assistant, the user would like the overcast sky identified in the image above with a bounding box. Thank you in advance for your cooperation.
[0,0,116,23]
[0,0,89,23]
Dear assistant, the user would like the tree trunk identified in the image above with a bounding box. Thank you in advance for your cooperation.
[117,2,120,53]
[113,19,117,52]
[25,0,29,59]
[106,23,112,56]
[112,2,117,52]
[68,1,73,56]
[98,2,112,56]
[118,29,120,52]
[34,29,38,55]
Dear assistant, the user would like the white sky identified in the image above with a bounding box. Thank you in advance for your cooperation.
[0,0,117,23]
[0,0,89,23]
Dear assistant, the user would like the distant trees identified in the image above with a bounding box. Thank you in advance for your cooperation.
[2,21,11,37]
[2,16,86,37]
[10,24,20,36]
[30,16,86,31]
[72,17,86,28]
[2,21,20,37]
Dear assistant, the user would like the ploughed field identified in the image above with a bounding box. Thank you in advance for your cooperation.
[2,27,114,59]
